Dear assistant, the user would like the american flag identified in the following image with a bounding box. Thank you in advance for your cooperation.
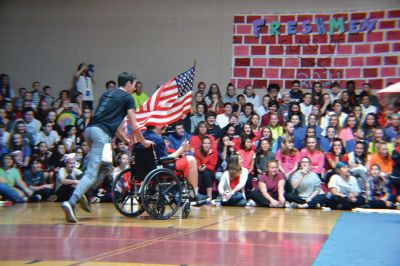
[136,66,195,127]
[119,66,195,138]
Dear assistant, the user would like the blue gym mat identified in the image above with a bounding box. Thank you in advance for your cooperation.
[313,212,400,266]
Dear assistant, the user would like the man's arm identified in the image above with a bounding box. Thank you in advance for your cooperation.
[127,109,152,148]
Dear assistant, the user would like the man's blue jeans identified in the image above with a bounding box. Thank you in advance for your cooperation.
[69,126,111,205]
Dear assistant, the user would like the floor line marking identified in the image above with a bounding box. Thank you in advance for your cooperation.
[74,209,264,265]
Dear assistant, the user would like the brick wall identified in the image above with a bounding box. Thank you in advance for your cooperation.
[231,9,400,91]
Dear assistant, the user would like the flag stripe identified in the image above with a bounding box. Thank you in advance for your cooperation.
[136,95,192,121]
[136,93,192,119]
[120,66,195,134]
[137,102,192,125]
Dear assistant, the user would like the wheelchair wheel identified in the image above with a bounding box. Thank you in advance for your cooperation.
[111,168,145,217]
[181,201,190,219]
[141,169,182,220]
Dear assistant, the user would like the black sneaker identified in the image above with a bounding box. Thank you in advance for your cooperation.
[79,195,92,213]
[29,194,42,202]
[61,201,78,223]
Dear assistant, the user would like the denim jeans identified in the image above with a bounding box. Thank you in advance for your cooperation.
[69,126,111,205]
[0,183,25,203]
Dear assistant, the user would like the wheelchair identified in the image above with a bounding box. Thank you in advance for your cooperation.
[111,147,192,220]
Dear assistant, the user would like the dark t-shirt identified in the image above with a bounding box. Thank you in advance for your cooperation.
[23,169,45,186]
[89,89,135,137]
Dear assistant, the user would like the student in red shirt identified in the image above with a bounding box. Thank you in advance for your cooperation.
[189,121,217,154]
[325,138,349,183]
[238,136,256,190]
[194,136,218,200]
[300,136,325,177]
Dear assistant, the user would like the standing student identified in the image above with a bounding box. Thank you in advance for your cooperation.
[61,72,152,223]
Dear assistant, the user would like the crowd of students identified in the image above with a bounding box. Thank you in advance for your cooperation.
[164,80,399,210]
[0,69,399,211]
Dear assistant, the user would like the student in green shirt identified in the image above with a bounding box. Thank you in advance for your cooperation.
[0,154,41,202]
[131,81,149,110]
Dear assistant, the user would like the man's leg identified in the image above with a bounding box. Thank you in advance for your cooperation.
[62,127,110,222]
[69,127,110,205]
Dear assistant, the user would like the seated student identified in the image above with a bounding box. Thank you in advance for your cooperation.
[247,160,286,208]
[237,136,256,190]
[34,120,60,149]
[300,136,325,177]
[218,154,249,207]
[194,136,218,200]
[338,113,357,153]
[215,134,235,181]
[189,121,217,154]
[260,101,284,127]
[255,138,276,178]
[368,127,394,155]
[291,114,305,149]
[345,126,369,152]
[233,94,246,115]
[216,103,233,129]
[54,155,83,202]
[277,92,291,121]
[137,125,208,202]
[208,92,225,115]
[206,111,222,140]
[167,122,191,151]
[268,113,284,141]
[256,94,271,117]
[190,102,206,134]
[364,164,398,209]
[304,114,323,137]
[286,156,327,209]
[384,113,399,142]
[256,126,278,153]
[324,138,348,183]
[249,113,261,138]
[0,154,41,202]
[348,141,370,188]
[320,126,337,153]
[22,159,56,201]
[328,161,365,210]
[232,123,257,151]
[277,121,295,149]
[276,136,300,180]
[238,102,254,125]
[367,141,393,178]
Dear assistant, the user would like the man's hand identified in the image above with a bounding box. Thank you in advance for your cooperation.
[143,140,154,148]
[181,140,190,151]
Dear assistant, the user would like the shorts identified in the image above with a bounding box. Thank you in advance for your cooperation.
[175,157,189,178]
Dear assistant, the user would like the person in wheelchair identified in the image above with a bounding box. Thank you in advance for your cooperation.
[135,125,209,203]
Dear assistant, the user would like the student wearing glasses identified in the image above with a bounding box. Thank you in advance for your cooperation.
[286,157,327,209]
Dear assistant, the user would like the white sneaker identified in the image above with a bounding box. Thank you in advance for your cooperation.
[284,201,292,208]
[246,199,256,207]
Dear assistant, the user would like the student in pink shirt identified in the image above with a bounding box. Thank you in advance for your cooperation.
[300,136,325,176]
[276,136,300,179]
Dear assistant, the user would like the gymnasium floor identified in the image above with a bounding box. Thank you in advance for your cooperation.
[0,203,345,265]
